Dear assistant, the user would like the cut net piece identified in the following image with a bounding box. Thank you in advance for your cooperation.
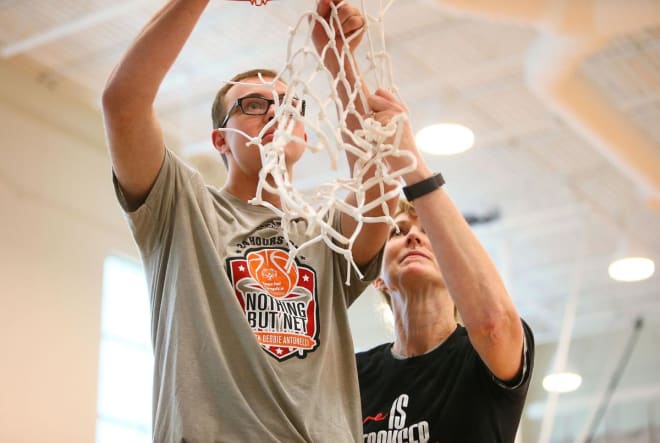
[218,0,414,284]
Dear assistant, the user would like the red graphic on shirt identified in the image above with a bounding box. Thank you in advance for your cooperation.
[362,394,431,443]
[227,248,319,361]
[363,412,388,424]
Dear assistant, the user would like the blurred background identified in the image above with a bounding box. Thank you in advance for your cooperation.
[1,1,659,442]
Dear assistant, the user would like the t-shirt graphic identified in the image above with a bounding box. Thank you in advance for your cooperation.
[227,247,320,361]
[363,394,430,443]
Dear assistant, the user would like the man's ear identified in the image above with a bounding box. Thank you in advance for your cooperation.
[212,129,229,155]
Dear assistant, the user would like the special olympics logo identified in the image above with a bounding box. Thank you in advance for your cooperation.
[247,249,298,298]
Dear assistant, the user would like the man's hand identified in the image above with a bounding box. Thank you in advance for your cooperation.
[312,0,365,73]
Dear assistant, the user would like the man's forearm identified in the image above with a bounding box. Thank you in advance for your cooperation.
[332,52,369,130]
[102,0,210,209]
[104,0,210,109]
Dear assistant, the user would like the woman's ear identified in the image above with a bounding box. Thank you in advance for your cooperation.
[372,277,388,292]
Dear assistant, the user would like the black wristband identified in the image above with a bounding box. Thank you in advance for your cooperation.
[402,173,445,201]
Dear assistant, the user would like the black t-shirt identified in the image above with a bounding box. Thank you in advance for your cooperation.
[356,321,534,443]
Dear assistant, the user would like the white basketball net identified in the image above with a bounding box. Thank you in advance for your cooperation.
[220,0,416,283]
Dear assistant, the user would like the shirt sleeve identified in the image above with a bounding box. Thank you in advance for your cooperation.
[113,148,202,255]
[492,319,535,390]
[332,211,385,306]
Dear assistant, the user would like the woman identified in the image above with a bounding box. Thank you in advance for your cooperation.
[357,198,534,443]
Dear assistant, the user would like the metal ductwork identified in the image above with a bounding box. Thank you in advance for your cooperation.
[433,0,660,209]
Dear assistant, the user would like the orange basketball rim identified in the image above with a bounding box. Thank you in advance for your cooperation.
[228,0,271,5]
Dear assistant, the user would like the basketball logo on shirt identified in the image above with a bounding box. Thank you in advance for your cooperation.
[227,247,320,361]
[247,249,298,298]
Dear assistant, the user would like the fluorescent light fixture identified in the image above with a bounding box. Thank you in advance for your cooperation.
[542,372,582,393]
[608,257,655,282]
[415,123,474,155]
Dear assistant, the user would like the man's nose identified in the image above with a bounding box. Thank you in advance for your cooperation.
[266,102,277,120]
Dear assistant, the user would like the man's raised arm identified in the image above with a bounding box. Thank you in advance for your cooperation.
[102,0,210,208]
[313,0,399,268]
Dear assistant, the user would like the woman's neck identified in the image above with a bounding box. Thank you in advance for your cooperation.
[391,285,457,358]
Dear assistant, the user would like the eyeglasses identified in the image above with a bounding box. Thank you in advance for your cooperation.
[219,95,306,128]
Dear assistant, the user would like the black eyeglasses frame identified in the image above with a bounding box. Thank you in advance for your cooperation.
[219,95,306,128]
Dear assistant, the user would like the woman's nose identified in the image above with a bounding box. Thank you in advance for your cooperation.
[405,227,423,245]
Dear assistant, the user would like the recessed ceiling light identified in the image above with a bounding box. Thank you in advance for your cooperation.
[415,123,474,155]
[608,257,655,282]
[542,372,582,393]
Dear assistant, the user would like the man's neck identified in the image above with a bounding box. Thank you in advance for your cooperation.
[223,171,284,208]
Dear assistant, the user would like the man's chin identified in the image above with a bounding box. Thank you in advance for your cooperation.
[285,142,305,158]
[255,137,305,170]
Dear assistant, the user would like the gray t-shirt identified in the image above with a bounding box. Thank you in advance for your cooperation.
[114,149,381,442]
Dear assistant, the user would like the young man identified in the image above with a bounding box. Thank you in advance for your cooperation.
[102,0,396,441]
[356,94,534,442]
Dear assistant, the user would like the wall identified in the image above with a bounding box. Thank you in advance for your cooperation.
[0,58,137,443]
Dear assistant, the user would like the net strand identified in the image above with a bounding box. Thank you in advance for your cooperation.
[218,0,415,283]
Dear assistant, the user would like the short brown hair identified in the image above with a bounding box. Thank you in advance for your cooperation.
[211,68,281,167]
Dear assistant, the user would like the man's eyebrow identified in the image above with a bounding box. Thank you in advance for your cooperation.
[239,92,287,100]
[239,92,270,98]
